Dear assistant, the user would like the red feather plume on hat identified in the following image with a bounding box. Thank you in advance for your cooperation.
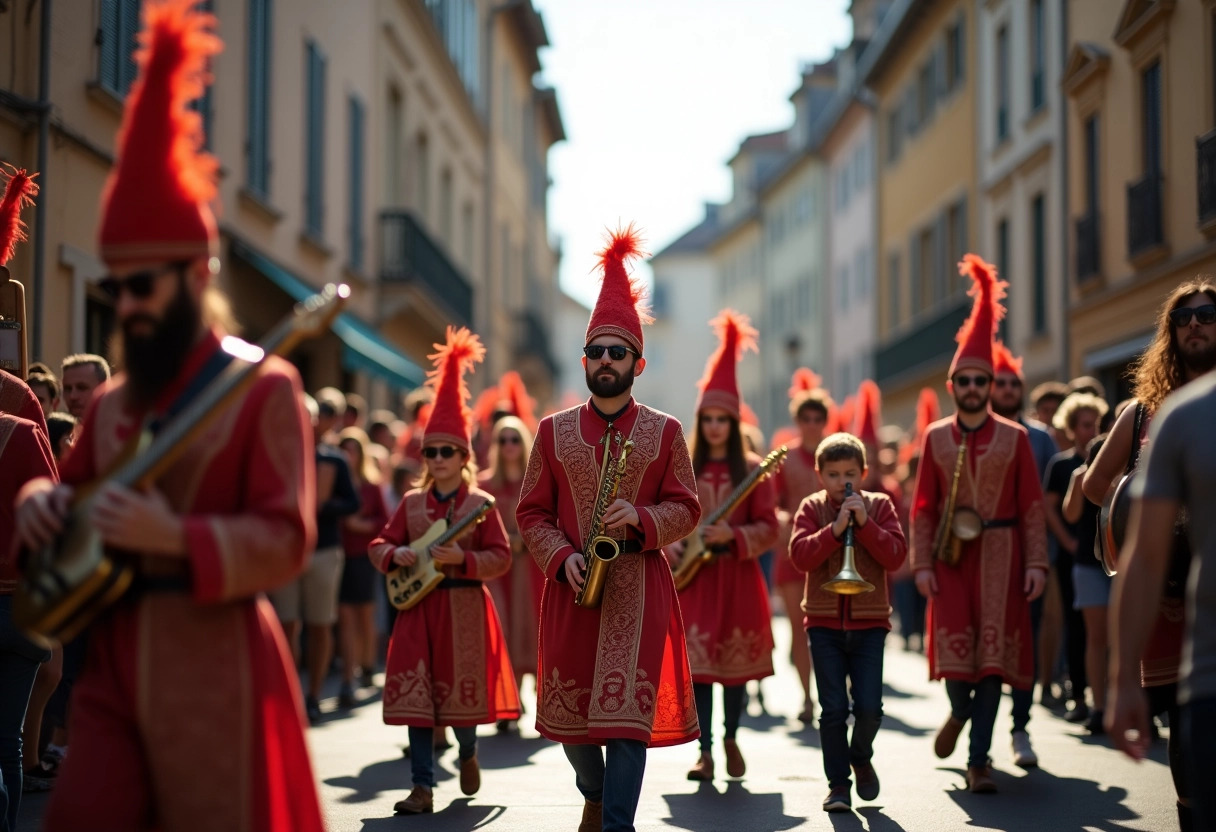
[595,224,652,323]
[473,385,499,429]
[833,395,856,437]
[585,224,651,355]
[852,380,883,447]
[900,387,942,465]
[993,340,1023,378]
[788,367,822,399]
[0,165,38,267]
[950,254,1008,378]
[423,326,485,451]
[497,370,537,432]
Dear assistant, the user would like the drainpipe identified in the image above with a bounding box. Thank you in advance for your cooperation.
[31,0,51,360]
[1058,0,1072,379]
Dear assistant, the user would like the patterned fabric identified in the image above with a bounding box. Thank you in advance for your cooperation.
[909,414,1048,688]
[516,398,702,746]
[0,415,56,593]
[480,472,544,676]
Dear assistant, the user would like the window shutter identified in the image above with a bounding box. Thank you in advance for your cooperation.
[348,96,365,271]
[247,0,273,196]
[909,231,922,315]
[98,0,119,93]
[305,42,327,236]
[934,212,948,303]
[118,0,139,94]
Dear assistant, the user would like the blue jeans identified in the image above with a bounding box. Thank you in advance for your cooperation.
[1010,594,1043,734]
[407,726,477,789]
[946,675,1003,768]
[563,739,646,832]
[0,596,49,832]
[808,627,886,789]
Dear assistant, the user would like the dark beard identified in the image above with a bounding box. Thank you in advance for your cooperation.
[121,280,201,410]
[585,360,636,398]
[954,392,990,415]
[1182,340,1216,377]
[991,397,1022,419]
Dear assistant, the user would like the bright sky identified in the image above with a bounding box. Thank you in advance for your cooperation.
[534,0,853,309]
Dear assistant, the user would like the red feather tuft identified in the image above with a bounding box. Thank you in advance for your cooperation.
[710,309,758,361]
[916,387,941,436]
[954,254,1008,347]
[426,326,486,430]
[0,165,37,266]
[594,223,653,326]
[992,339,1023,378]
[852,380,883,445]
[834,395,856,437]
[497,370,537,431]
[788,367,823,398]
[415,402,433,430]
[473,385,500,428]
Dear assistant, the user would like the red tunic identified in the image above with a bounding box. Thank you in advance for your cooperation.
[0,414,57,594]
[370,484,521,726]
[910,415,1049,688]
[479,470,543,676]
[517,399,702,747]
[678,458,777,684]
[0,372,48,436]
[42,330,323,832]
[774,445,821,586]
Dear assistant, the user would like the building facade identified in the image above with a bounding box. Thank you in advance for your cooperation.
[0,0,562,409]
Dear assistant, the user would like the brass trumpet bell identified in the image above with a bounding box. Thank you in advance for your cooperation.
[821,566,875,595]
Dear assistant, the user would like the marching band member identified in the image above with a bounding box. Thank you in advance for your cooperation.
[516,227,701,832]
[674,311,777,782]
[369,327,520,815]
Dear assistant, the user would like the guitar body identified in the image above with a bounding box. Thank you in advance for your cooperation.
[386,519,449,611]
[673,529,711,591]
[1098,471,1135,576]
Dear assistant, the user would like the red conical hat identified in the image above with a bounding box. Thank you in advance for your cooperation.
[423,326,485,453]
[98,0,221,267]
[0,166,38,268]
[833,395,856,437]
[949,254,1008,378]
[993,339,1023,378]
[496,370,537,432]
[900,387,941,464]
[585,224,651,354]
[852,380,883,447]
[695,309,757,420]
[788,367,822,399]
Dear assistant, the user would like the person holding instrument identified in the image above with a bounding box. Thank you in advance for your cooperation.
[672,310,777,783]
[368,326,518,816]
[790,433,905,813]
[516,226,701,832]
[910,255,1048,795]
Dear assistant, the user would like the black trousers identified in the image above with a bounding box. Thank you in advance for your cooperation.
[1054,551,1087,698]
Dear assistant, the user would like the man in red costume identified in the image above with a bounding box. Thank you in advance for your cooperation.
[14,3,324,829]
[517,227,702,832]
[910,255,1048,794]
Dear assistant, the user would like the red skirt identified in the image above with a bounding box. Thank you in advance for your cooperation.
[678,554,774,684]
[486,551,544,677]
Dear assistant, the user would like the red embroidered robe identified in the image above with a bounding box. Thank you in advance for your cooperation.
[370,484,521,726]
[774,445,821,586]
[678,458,777,684]
[42,330,323,832]
[910,415,1049,688]
[516,399,702,746]
[479,471,543,677]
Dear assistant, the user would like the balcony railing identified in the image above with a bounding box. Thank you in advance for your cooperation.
[516,310,558,376]
[1075,212,1100,282]
[1127,173,1164,257]
[875,296,970,384]
[379,211,473,324]
[1198,130,1216,225]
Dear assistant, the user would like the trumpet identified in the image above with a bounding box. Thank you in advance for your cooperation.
[575,431,633,608]
[822,483,875,595]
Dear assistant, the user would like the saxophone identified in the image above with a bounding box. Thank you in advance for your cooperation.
[574,430,634,608]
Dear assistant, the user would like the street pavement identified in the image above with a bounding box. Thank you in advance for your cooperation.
[19,613,1178,831]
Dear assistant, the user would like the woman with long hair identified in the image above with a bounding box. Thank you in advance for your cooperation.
[478,414,540,730]
[673,311,777,782]
[337,427,390,707]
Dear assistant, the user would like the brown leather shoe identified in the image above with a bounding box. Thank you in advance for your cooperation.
[459,754,480,796]
[934,714,966,759]
[723,739,746,778]
[393,785,434,814]
[966,765,997,793]
[686,752,714,781]
[578,799,603,832]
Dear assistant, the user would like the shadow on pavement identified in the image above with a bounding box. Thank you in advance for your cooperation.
[661,779,806,831]
[877,711,932,738]
[788,722,823,748]
[881,681,922,700]
[857,805,910,830]
[359,798,507,830]
[325,755,412,804]
[939,766,1139,831]
[476,732,552,769]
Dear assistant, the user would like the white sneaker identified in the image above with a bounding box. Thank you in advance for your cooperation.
[1012,730,1038,768]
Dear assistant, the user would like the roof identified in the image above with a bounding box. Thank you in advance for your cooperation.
[506,1,550,75]
[650,207,723,260]
[858,0,934,86]
[727,129,789,166]
[534,86,566,143]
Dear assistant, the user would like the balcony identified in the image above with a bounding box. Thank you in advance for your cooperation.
[1075,212,1100,282]
[516,310,559,377]
[379,210,473,325]
[1198,130,1216,229]
[1126,173,1164,258]
[875,296,970,384]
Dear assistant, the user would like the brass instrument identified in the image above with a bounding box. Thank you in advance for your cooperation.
[674,445,787,591]
[386,497,495,610]
[575,430,634,608]
[933,432,979,567]
[822,483,875,594]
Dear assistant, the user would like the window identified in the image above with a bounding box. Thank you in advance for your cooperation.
[996,25,1010,142]
[415,133,430,220]
[903,87,919,138]
[85,290,116,356]
[918,57,936,125]
[439,168,454,248]
[304,40,326,238]
[1084,115,1100,211]
[386,87,404,205]
[1030,0,1045,112]
[996,217,1009,336]
[917,227,934,311]
[839,263,850,311]
[99,0,140,97]
[887,252,902,330]
[189,0,215,149]
[855,248,869,301]
[462,203,475,268]
[347,96,364,270]
[1142,61,1162,174]
[945,19,965,92]
[1031,194,1047,334]
[246,0,272,198]
[947,198,967,293]
[886,107,902,164]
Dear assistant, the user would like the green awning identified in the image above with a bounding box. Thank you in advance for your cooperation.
[229,238,424,390]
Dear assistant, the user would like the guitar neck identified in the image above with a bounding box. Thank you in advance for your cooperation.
[435,501,493,547]
[706,464,767,527]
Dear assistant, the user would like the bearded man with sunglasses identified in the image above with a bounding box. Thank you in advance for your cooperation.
[14,5,324,830]
[910,256,1048,794]
[517,228,702,832]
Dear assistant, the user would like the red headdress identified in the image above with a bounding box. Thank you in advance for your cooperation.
[852,380,883,447]
[695,309,757,421]
[422,327,485,453]
[993,340,1023,379]
[788,367,822,399]
[900,387,942,464]
[585,224,651,355]
[473,385,500,430]
[98,0,221,267]
[833,395,856,437]
[949,254,1008,379]
[0,165,38,269]
[496,370,537,432]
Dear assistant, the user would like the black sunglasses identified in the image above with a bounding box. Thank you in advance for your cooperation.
[953,374,990,389]
[994,377,1022,389]
[422,446,462,459]
[1169,304,1216,328]
[699,413,732,425]
[584,344,638,361]
[497,435,521,445]
[97,262,188,301]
